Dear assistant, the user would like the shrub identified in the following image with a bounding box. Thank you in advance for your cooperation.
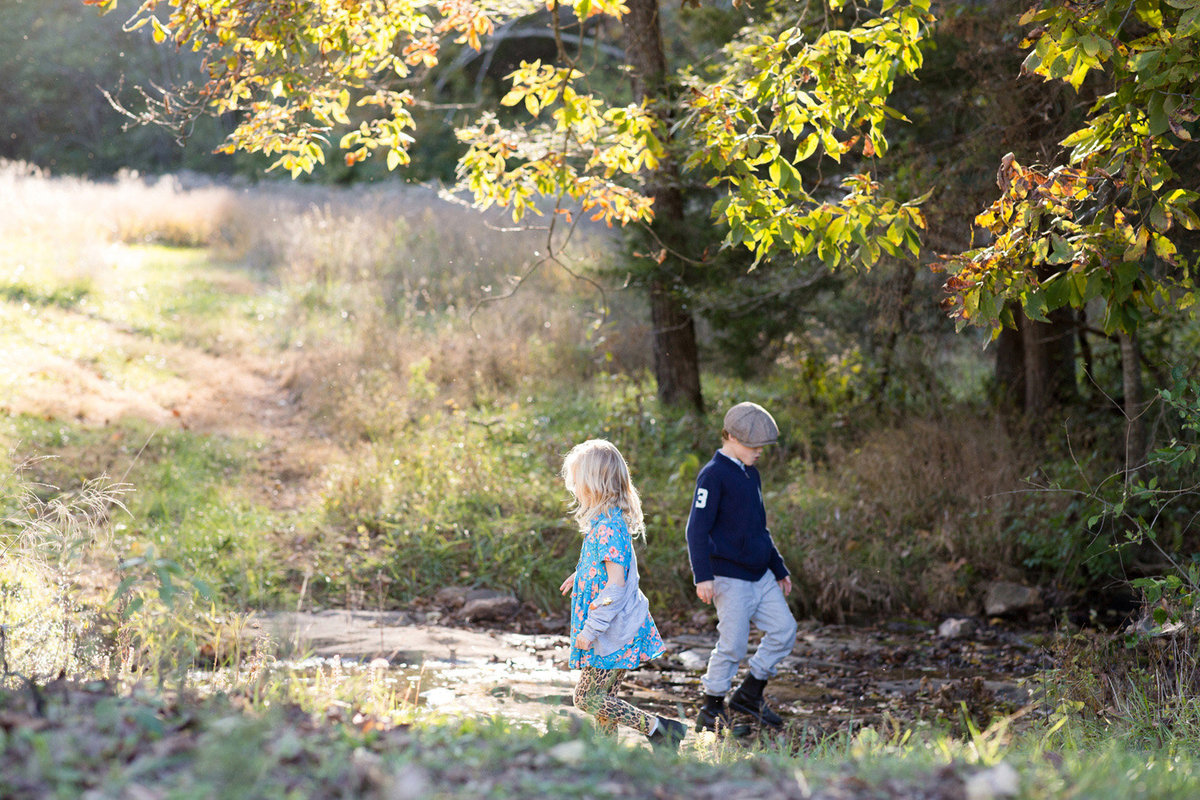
[776,413,1030,619]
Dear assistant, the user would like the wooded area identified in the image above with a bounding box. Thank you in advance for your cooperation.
[1,0,1199,796]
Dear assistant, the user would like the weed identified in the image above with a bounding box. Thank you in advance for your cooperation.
[0,458,129,683]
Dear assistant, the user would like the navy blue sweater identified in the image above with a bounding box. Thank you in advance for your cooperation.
[685,450,789,584]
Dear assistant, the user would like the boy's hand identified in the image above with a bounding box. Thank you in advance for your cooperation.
[778,576,792,596]
[575,633,593,650]
[559,572,576,596]
[695,580,715,604]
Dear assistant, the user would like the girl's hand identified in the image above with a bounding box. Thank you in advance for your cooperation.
[778,576,792,596]
[559,572,576,595]
[575,633,593,650]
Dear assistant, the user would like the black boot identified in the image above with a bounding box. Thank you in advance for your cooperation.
[695,694,731,732]
[647,715,687,751]
[729,675,784,728]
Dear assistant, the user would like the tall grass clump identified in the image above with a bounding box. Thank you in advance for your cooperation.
[0,457,128,683]
[0,161,242,262]
[299,371,700,612]
[0,445,255,692]
[7,418,304,611]
[784,412,1030,619]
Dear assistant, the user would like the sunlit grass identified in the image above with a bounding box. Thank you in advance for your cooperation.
[0,561,76,679]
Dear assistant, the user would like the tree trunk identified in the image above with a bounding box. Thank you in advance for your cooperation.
[1119,330,1147,481]
[994,317,1025,411]
[994,305,1077,417]
[620,0,703,411]
[872,261,918,411]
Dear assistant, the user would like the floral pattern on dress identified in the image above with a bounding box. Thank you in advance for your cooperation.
[568,507,666,669]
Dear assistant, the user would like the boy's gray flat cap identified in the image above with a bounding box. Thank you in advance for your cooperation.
[723,402,779,447]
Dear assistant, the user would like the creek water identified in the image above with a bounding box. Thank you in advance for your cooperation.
[240,611,1052,742]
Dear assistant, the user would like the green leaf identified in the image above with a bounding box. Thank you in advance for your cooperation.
[1043,274,1071,308]
[112,575,139,602]
[1147,93,1169,136]
[1136,0,1165,26]
[1025,289,1049,321]
[1060,126,1097,148]
[1149,199,1172,231]
[1047,234,1075,264]
[1078,34,1111,59]
[1179,5,1200,35]
[1116,259,1141,289]
[796,133,819,161]
[1130,48,1164,76]
[122,597,145,619]
[1152,233,1178,262]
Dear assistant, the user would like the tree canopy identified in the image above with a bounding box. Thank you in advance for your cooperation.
[88,0,930,262]
[941,0,1199,338]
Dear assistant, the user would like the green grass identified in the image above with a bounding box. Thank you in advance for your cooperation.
[4,416,308,608]
[7,680,1200,800]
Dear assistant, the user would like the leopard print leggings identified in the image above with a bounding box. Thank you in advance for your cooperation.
[572,666,654,735]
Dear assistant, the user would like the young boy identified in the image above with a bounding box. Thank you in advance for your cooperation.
[685,401,797,731]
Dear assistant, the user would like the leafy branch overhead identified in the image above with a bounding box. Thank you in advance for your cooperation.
[941,0,1199,337]
[84,0,934,273]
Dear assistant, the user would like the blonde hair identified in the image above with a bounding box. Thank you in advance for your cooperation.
[561,439,645,538]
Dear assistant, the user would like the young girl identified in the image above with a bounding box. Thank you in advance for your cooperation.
[559,439,686,751]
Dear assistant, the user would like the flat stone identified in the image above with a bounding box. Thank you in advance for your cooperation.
[459,595,520,622]
[937,617,978,639]
[677,648,710,671]
[984,582,1041,616]
[433,586,469,609]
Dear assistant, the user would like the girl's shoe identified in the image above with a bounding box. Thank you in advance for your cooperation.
[647,716,687,751]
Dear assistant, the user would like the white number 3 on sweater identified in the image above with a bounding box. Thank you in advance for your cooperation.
[694,488,708,509]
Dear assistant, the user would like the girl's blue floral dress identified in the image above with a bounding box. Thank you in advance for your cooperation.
[569,507,666,669]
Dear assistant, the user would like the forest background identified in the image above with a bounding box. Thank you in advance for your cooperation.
[2,0,1199,797]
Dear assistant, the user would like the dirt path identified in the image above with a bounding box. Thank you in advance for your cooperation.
[0,246,337,509]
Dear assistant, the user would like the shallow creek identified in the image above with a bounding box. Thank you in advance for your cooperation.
[244,611,1052,743]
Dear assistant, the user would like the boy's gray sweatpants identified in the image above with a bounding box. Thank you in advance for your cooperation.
[701,571,798,696]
